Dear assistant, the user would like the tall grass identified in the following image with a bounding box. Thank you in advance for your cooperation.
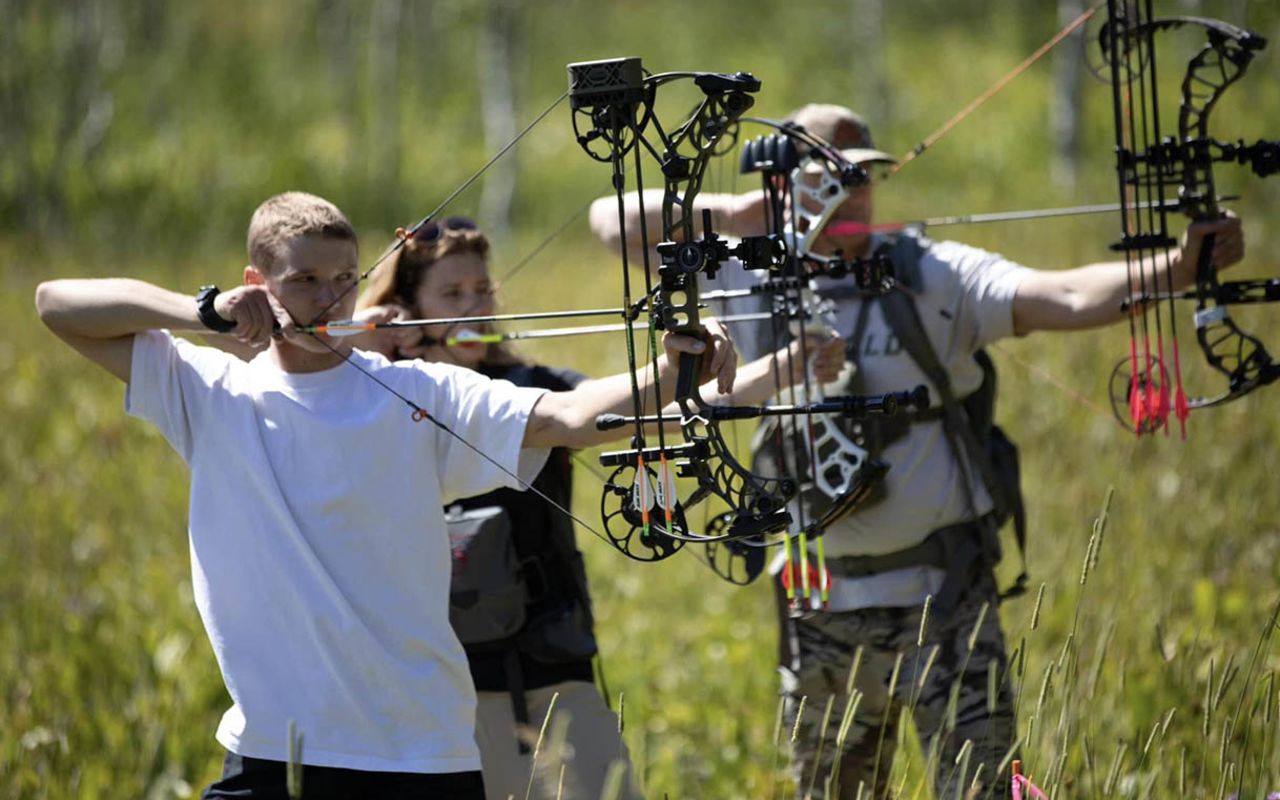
[6,0,1280,797]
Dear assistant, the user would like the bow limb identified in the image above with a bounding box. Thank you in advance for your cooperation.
[1175,21,1280,409]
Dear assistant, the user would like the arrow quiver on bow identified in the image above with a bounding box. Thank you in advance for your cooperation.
[1101,1,1280,435]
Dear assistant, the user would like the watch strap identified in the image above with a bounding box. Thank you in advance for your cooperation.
[196,285,237,333]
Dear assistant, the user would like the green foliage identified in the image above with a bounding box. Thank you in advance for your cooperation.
[5,0,1280,797]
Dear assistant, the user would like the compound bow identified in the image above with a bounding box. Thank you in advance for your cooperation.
[566,58,921,571]
[698,118,929,594]
[1101,0,1280,435]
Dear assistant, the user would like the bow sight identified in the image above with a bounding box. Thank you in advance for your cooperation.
[738,127,894,293]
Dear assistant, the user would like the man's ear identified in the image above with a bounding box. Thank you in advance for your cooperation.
[244,264,265,286]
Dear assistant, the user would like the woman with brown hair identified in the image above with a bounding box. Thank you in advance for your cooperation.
[358,217,645,800]
[356,218,844,800]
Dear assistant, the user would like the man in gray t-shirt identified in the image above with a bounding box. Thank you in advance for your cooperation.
[591,103,1243,799]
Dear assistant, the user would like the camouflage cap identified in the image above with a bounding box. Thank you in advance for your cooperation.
[786,103,897,166]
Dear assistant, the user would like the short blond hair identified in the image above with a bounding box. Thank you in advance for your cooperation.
[247,192,357,273]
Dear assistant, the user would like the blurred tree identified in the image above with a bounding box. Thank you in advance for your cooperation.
[318,0,359,185]
[848,0,889,125]
[367,0,405,223]
[477,0,520,240]
[1051,0,1085,189]
[2,0,121,234]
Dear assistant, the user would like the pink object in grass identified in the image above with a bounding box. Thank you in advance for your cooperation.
[1011,760,1048,800]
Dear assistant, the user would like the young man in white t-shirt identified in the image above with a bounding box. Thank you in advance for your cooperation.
[591,105,1245,799]
[34,192,740,799]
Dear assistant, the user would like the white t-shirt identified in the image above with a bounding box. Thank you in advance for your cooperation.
[707,236,1031,608]
[126,331,549,772]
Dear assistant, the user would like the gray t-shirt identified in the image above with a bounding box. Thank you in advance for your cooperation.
[704,235,1032,608]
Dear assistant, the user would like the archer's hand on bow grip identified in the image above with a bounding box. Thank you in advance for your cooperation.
[786,331,846,387]
[1177,213,1245,284]
[661,317,737,396]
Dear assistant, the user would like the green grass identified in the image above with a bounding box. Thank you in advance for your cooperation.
[6,1,1280,796]
[7,229,1280,797]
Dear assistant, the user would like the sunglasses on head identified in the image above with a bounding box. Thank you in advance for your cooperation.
[412,216,478,244]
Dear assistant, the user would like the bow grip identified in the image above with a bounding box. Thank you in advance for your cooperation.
[675,349,703,402]
[595,413,628,432]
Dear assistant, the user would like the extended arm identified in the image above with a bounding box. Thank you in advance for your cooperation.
[1012,216,1243,335]
[524,325,844,449]
[36,278,291,381]
[589,189,766,270]
[524,322,737,449]
[718,333,845,405]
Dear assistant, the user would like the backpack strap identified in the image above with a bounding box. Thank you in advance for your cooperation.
[816,232,1029,603]
[887,230,927,291]
[502,650,532,755]
[885,225,1044,593]
[877,286,1029,603]
[843,290,877,384]
[879,290,1008,518]
[875,289,999,612]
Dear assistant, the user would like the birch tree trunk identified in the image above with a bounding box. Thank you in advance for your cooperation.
[476,0,520,241]
[367,0,403,219]
[319,0,358,182]
[1051,0,1085,189]
[850,0,889,125]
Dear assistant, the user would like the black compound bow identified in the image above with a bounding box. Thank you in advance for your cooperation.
[566,58,922,569]
[1101,0,1280,435]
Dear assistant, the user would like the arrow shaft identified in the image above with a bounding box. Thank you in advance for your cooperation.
[443,311,776,345]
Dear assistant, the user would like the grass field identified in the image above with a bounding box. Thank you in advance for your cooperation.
[5,2,1280,797]
[5,225,1279,797]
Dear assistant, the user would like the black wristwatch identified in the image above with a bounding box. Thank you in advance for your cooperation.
[195,285,237,333]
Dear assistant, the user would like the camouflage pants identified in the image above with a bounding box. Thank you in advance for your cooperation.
[779,571,1016,800]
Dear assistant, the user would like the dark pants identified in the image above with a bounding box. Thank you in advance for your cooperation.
[202,751,486,799]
